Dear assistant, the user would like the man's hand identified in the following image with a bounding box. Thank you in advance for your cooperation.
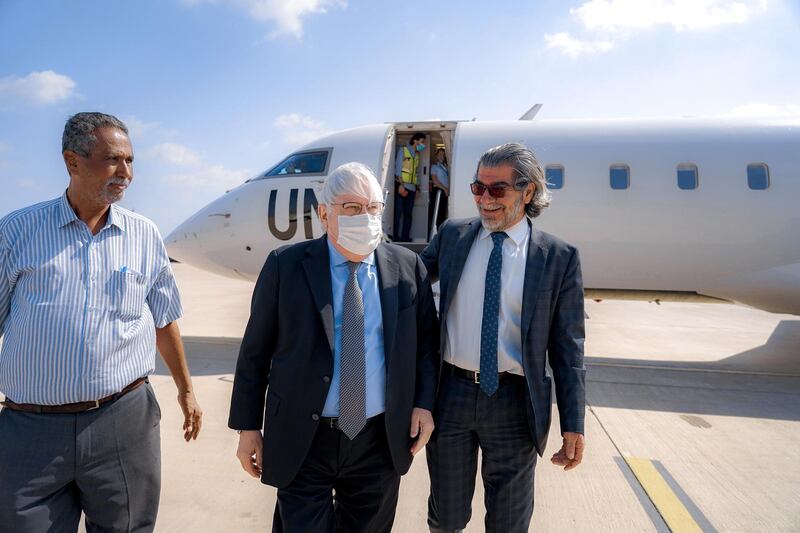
[409,408,434,455]
[155,322,201,442]
[397,184,408,197]
[550,432,585,471]
[236,430,263,478]
[177,391,202,442]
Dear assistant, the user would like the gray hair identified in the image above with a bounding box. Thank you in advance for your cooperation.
[319,162,384,206]
[476,142,552,218]
[62,112,128,156]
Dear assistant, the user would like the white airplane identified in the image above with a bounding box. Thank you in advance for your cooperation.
[165,113,800,316]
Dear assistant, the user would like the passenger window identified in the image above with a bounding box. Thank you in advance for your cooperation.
[677,164,698,190]
[253,149,331,180]
[609,165,629,190]
[545,165,564,189]
[747,163,769,190]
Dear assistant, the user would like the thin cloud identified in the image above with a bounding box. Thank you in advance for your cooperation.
[124,116,162,138]
[544,32,614,57]
[545,1,767,57]
[143,142,202,166]
[572,0,764,32]
[719,102,800,118]
[163,164,250,189]
[274,113,332,146]
[183,0,346,38]
[0,70,76,106]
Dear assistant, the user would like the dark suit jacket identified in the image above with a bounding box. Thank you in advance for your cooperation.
[420,217,585,455]
[228,235,439,488]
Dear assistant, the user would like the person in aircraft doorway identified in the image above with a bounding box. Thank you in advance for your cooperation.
[393,132,426,242]
[429,147,450,235]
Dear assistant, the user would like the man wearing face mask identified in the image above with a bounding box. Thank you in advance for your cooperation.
[393,132,426,242]
[229,162,439,532]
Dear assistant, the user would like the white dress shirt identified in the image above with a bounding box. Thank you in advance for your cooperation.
[444,217,530,376]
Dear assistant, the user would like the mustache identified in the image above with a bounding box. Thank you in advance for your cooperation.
[107,177,131,187]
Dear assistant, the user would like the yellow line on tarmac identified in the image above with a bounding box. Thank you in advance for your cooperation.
[624,457,703,533]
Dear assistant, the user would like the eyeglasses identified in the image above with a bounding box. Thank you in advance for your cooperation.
[470,180,529,198]
[331,201,385,216]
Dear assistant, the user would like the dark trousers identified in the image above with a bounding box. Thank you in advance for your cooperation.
[273,415,401,533]
[393,188,416,242]
[426,370,537,533]
[0,382,162,533]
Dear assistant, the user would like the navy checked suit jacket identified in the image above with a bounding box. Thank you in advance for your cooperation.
[420,217,586,455]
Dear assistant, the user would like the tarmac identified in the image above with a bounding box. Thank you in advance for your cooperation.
[4,262,800,532]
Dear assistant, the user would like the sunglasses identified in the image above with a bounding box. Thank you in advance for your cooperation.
[470,180,529,198]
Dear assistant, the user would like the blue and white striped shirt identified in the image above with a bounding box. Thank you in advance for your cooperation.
[0,192,183,404]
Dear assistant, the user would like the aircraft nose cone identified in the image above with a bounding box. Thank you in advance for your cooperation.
[165,193,245,279]
[165,214,215,271]
[165,223,201,264]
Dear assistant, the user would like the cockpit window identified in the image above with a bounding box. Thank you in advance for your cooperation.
[252,149,332,180]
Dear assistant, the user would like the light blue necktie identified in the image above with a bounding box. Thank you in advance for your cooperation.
[479,232,507,396]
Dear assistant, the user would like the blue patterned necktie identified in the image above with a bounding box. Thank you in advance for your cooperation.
[339,261,366,439]
[479,232,508,396]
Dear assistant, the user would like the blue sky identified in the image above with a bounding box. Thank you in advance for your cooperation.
[1,0,798,233]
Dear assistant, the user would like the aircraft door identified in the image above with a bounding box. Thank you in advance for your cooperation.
[379,128,397,235]
[379,127,396,191]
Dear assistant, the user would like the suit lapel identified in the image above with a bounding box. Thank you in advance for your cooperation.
[374,244,398,367]
[302,236,335,354]
[442,219,482,317]
[521,225,549,342]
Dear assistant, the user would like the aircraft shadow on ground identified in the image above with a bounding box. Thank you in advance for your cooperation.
[154,336,242,376]
[584,319,800,421]
[160,321,800,422]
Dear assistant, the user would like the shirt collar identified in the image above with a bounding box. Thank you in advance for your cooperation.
[326,237,375,267]
[106,203,126,232]
[57,191,126,232]
[478,216,530,247]
[56,191,79,228]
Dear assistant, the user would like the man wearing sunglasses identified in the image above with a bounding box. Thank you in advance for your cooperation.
[421,143,586,532]
[229,162,439,532]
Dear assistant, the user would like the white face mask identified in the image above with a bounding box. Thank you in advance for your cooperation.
[336,214,383,256]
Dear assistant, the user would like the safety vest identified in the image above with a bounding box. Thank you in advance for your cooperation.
[400,146,419,185]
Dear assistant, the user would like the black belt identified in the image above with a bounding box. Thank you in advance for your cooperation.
[320,413,384,432]
[1,377,148,414]
[443,362,524,385]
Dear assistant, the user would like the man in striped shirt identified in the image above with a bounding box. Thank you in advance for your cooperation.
[0,112,203,532]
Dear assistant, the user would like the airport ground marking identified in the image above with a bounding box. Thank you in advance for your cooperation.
[586,360,800,378]
[624,456,703,533]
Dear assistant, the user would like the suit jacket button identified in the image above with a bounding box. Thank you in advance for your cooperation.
[322,376,331,383]
[311,413,320,421]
